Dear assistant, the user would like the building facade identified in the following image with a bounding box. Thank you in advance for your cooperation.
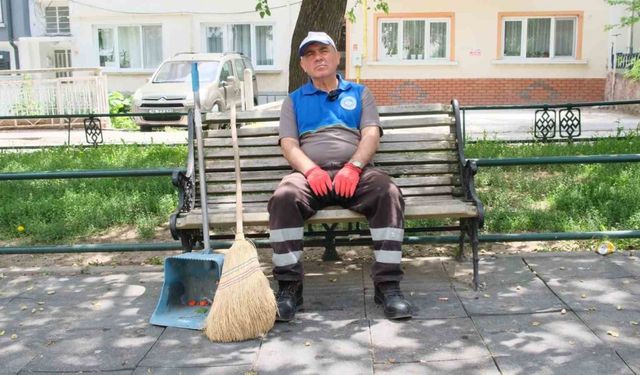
[3,0,638,106]
[70,0,300,103]
[346,0,626,105]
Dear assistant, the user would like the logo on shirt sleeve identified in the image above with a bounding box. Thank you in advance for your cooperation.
[340,96,357,111]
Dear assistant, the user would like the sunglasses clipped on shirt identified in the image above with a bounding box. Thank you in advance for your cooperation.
[328,89,340,102]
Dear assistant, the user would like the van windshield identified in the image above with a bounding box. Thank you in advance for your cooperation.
[153,61,219,83]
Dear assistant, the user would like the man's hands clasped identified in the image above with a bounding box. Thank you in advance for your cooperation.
[303,163,363,199]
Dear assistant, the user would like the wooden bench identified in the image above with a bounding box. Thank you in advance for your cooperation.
[169,100,485,289]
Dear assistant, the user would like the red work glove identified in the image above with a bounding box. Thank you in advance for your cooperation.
[333,162,362,198]
[304,166,332,197]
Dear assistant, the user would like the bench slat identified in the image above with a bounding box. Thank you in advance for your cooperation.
[207,195,467,210]
[201,186,459,204]
[204,114,454,138]
[204,176,457,194]
[203,140,456,158]
[202,104,453,126]
[377,104,453,115]
[381,116,454,129]
[203,132,456,147]
[204,164,459,183]
[176,199,477,229]
[204,152,458,171]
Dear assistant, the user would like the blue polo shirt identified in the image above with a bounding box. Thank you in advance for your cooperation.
[278,76,381,167]
[290,77,364,136]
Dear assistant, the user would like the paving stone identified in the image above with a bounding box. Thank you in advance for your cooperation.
[575,310,640,373]
[370,317,490,363]
[373,357,499,375]
[546,277,640,312]
[134,366,253,374]
[608,252,640,277]
[524,253,633,282]
[473,312,633,375]
[396,258,452,291]
[0,336,39,375]
[23,324,163,372]
[1,273,162,332]
[444,256,535,289]
[256,312,372,375]
[365,287,466,320]
[139,327,260,368]
[457,277,566,315]
[273,263,365,318]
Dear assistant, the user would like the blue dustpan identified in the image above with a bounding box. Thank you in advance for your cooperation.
[150,251,224,330]
[150,62,225,330]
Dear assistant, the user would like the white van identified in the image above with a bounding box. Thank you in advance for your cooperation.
[132,52,258,131]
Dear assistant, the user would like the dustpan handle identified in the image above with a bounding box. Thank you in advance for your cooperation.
[192,63,212,251]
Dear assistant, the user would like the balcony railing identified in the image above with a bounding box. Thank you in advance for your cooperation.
[0,67,108,126]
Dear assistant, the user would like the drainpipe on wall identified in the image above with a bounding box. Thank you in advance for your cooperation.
[6,0,20,69]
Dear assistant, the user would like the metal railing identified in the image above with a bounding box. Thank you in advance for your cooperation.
[1,152,639,254]
[0,112,189,147]
[614,52,640,70]
[460,99,640,143]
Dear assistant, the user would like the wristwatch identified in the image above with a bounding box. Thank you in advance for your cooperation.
[349,160,364,169]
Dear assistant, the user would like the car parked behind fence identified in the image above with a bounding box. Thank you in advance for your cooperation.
[132,52,258,131]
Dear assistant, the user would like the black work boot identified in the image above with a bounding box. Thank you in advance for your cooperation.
[374,281,413,320]
[275,280,303,322]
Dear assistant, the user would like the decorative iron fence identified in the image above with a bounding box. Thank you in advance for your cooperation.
[460,99,640,143]
[614,52,640,70]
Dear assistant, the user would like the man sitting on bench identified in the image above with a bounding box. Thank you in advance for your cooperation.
[269,31,413,322]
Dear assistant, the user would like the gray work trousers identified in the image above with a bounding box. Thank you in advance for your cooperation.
[267,165,405,285]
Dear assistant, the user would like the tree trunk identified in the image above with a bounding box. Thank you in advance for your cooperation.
[288,0,348,92]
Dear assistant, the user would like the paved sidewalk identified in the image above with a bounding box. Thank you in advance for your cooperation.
[1,251,639,374]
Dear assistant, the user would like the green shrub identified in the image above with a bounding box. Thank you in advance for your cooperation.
[108,91,137,130]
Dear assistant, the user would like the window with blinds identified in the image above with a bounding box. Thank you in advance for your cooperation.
[45,6,70,35]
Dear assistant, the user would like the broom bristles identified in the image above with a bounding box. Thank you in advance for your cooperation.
[204,238,277,342]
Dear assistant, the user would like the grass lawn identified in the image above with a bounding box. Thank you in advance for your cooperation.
[0,134,639,247]
[0,145,186,244]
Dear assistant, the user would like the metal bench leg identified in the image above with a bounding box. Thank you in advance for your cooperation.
[456,219,467,262]
[321,223,340,261]
[469,219,480,291]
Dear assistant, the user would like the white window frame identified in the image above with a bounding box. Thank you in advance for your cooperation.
[95,24,163,72]
[201,23,276,70]
[45,6,70,35]
[0,1,5,26]
[377,17,451,62]
[501,16,577,60]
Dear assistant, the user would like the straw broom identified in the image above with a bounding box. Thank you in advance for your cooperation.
[204,88,277,342]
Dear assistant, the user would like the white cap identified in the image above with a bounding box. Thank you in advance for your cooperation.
[298,31,337,56]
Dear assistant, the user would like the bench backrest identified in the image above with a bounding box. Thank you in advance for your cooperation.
[195,102,465,215]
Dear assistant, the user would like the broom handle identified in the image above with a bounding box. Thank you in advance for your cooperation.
[228,83,245,239]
